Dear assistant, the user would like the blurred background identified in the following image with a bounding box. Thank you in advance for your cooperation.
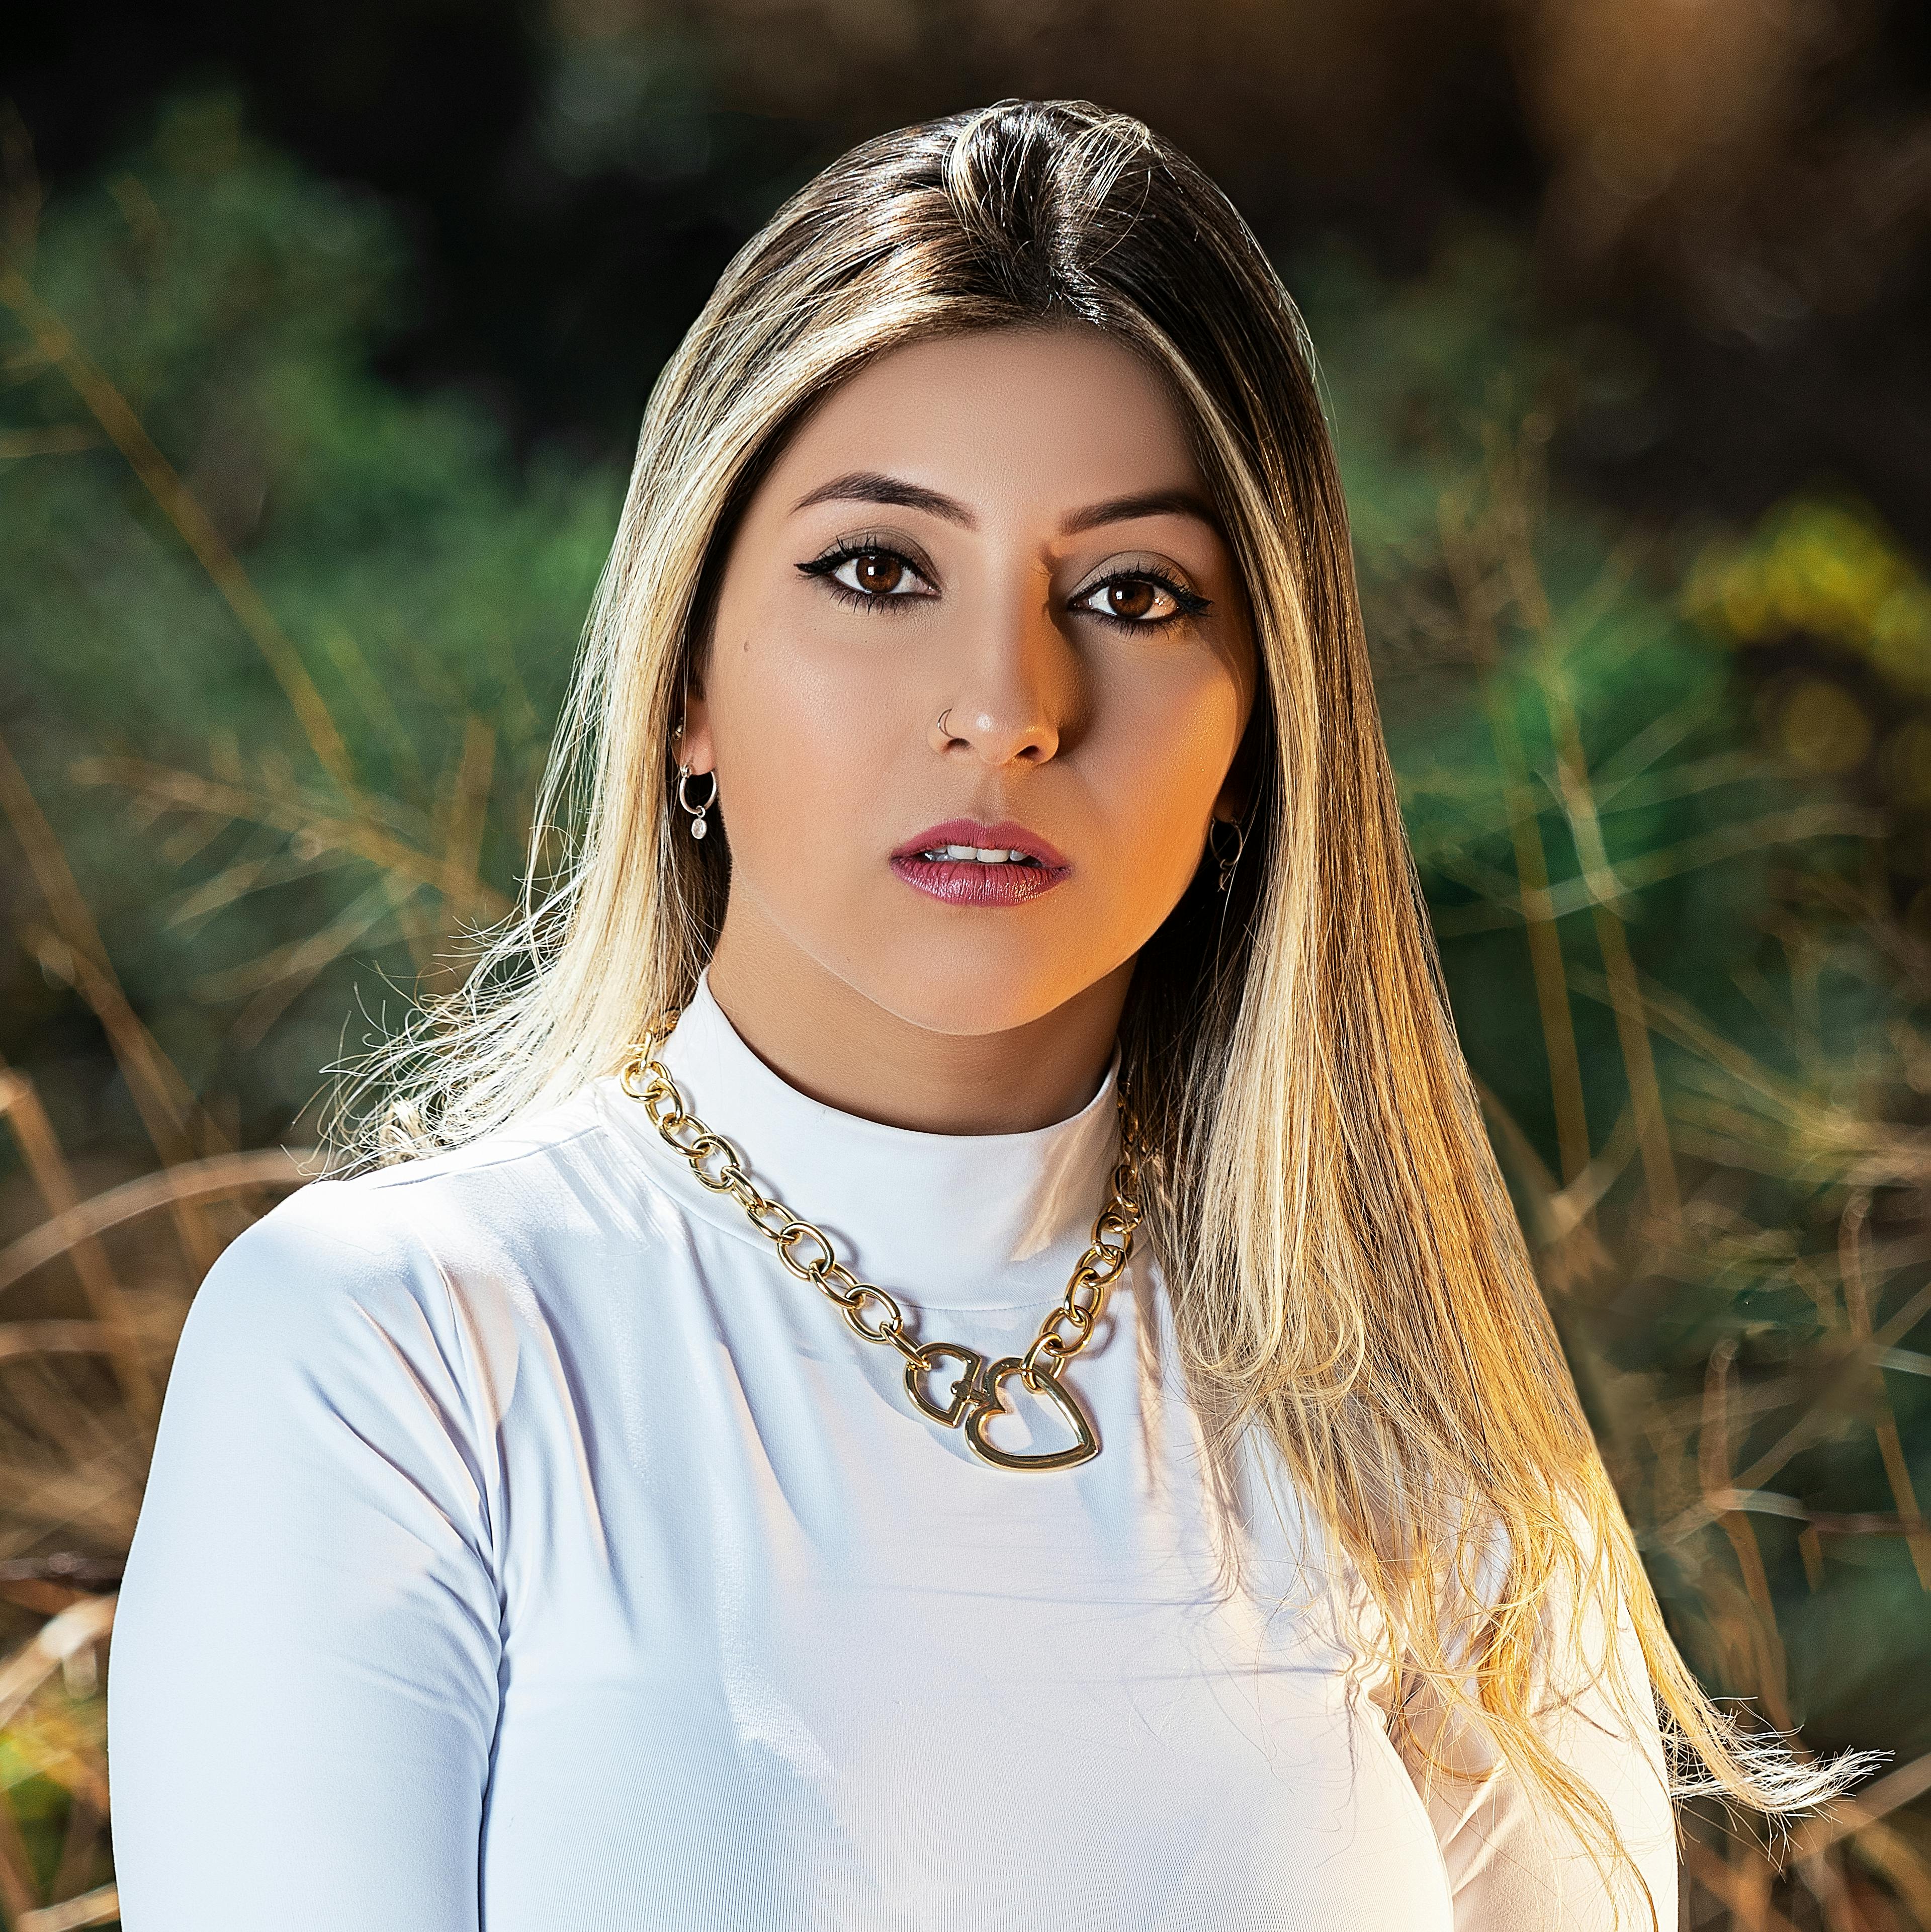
[2,1,1930,1925]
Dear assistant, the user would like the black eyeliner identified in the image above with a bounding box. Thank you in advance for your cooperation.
[796,538,935,614]
[798,541,1210,631]
[1074,566,1212,630]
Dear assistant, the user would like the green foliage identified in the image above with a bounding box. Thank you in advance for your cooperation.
[4,91,1930,1923]
[2,93,624,1138]
[1691,491,1931,696]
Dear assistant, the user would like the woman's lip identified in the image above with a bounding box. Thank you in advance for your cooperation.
[891,818,1070,869]
[890,853,1071,907]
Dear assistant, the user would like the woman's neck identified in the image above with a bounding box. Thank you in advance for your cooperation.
[702,911,1131,1136]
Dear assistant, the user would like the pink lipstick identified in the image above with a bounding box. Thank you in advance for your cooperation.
[890,817,1072,907]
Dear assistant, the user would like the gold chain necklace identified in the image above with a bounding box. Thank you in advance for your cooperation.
[618,1009,1146,1472]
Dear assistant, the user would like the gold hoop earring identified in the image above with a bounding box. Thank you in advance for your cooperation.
[1208,816,1246,893]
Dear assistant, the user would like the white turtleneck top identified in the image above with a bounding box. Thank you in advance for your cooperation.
[108,973,1679,1930]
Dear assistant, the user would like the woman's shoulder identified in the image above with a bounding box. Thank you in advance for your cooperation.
[189,1081,663,1347]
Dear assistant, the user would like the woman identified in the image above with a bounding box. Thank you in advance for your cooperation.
[107,99,1845,1930]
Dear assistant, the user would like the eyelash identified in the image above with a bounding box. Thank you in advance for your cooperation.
[795,540,1211,631]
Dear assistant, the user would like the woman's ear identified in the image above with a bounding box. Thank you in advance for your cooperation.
[678,695,716,777]
[1212,697,1266,823]
[675,642,717,776]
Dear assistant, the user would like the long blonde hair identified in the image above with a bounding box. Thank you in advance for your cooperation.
[353,97,1858,1919]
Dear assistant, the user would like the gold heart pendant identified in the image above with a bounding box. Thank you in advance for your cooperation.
[904,1342,989,1427]
[961,1357,1100,1472]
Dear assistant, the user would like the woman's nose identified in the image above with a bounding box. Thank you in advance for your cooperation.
[931,702,1059,765]
[928,583,1071,766]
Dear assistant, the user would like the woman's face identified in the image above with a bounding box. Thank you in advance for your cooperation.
[683,323,1258,1040]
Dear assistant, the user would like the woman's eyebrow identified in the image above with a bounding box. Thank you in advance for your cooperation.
[790,471,1223,540]
[1059,487,1223,538]
[791,471,977,527]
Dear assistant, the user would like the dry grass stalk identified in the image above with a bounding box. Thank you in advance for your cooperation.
[0,733,228,1272]
[0,1073,153,1423]
[15,1881,121,1931]
[1683,1835,1804,1932]
[0,1792,40,1926]
[0,1149,312,1302]
[70,755,511,916]
[1508,528,1682,1220]
[422,715,498,997]
[0,244,351,786]
[0,1598,115,1734]
[1437,435,1931,1925]
[1839,1193,1931,1588]
[1441,483,1596,1192]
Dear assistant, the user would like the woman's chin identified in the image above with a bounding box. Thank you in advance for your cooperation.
[826,946,1104,1041]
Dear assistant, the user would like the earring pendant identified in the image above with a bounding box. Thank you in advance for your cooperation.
[1210,817,1246,892]
[677,764,717,841]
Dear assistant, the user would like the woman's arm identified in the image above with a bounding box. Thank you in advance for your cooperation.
[107,1187,504,1931]
[1393,1560,1682,1931]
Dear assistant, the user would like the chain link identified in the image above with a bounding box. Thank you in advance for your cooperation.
[617,1006,1146,1458]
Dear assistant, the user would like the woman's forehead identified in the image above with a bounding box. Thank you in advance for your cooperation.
[759,326,1211,528]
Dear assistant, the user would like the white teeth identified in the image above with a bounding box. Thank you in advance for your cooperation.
[916,844,1040,865]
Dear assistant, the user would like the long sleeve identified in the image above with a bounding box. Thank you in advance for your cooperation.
[1391,1555,1682,1932]
[107,1186,505,1932]
[103,1033,1682,1932]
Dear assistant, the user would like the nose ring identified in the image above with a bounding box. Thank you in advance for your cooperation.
[936,707,953,737]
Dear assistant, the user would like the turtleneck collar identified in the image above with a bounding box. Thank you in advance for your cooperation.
[596,969,1127,1312]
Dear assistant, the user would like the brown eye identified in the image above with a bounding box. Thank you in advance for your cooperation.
[851,552,903,595]
[824,548,928,600]
[1074,573,1186,624]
